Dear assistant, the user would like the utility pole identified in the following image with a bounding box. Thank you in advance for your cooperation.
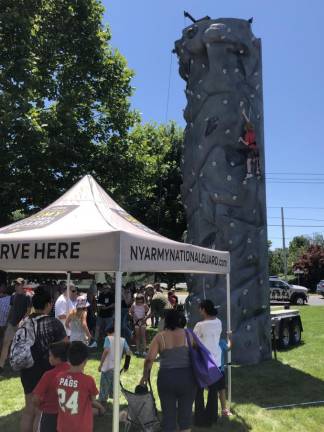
[281,207,288,281]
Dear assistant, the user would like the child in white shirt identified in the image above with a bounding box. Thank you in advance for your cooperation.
[98,325,131,403]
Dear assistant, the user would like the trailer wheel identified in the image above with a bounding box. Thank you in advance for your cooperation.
[279,323,291,349]
[290,319,302,345]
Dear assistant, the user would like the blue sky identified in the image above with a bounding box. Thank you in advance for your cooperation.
[102,0,324,249]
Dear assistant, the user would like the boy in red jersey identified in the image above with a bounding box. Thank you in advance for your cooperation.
[33,341,70,432]
[56,341,104,432]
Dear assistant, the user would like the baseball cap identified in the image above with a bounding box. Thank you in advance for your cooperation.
[15,277,25,285]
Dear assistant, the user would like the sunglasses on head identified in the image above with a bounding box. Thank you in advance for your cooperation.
[71,290,77,293]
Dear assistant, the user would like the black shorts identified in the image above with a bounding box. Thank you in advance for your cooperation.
[247,147,259,158]
[216,372,226,391]
[20,361,51,394]
[39,413,57,432]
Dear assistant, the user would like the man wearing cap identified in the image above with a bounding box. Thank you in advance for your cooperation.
[54,283,78,335]
[0,278,32,373]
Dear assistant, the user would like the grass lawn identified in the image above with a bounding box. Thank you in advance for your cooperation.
[1,306,324,431]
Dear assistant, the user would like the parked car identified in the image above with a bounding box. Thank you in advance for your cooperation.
[269,277,308,305]
[316,280,324,297]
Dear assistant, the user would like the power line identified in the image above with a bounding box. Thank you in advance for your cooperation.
[268,217,324,222]
[266,172,324,176]
[267,180,324,184]
[269,224,324,228]
[268,206,324,209]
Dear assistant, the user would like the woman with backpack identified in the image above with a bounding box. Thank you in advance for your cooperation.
[10,287,66,432]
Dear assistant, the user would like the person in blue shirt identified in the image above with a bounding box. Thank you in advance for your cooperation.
[218,337,233,417]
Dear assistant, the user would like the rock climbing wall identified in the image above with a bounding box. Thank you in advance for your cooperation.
[174,17,271,364]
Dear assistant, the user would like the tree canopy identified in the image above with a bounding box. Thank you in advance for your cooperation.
[0,0,137,226]
[293,244,324,290]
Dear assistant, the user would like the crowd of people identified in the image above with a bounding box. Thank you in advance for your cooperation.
[0,277,232,432]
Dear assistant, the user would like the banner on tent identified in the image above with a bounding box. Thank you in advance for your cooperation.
[121,237,230,274]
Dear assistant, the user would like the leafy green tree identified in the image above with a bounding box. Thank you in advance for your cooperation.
[123,122,186,241]
[288,236,310,273]
[310,233,324,247]
[0,0,137,226]
[268,247,285,276]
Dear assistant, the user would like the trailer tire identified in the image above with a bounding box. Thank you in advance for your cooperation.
[290,319,302,345]
[279,322,291,349]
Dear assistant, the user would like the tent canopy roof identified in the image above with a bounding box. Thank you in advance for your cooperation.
[0,175,229,274]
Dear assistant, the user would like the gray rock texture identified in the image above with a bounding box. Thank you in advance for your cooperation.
[174,17,271,364]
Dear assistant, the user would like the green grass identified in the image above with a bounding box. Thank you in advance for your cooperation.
[1,307,324,431]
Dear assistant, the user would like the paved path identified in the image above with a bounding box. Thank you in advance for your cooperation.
[308,294,324,306]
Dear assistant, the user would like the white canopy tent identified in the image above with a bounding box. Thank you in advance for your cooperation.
[0,175,231,432]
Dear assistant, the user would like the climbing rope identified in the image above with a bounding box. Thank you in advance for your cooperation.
[165,51,173,123]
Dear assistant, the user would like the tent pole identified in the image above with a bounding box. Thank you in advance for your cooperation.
[66,271,71,314]
[226,272,232,408]
[113,271,122,432]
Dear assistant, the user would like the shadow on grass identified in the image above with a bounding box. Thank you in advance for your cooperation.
[2,359,324,431]
[0,367,20,383]
[233,359,324,409]
[0,410,21,432]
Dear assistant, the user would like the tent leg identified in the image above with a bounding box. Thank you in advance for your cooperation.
[226,273,232,408]
[66,271,71,313]
[113,271,122,432]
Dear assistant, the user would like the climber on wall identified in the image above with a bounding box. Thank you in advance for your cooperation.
[239,110,261,179]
